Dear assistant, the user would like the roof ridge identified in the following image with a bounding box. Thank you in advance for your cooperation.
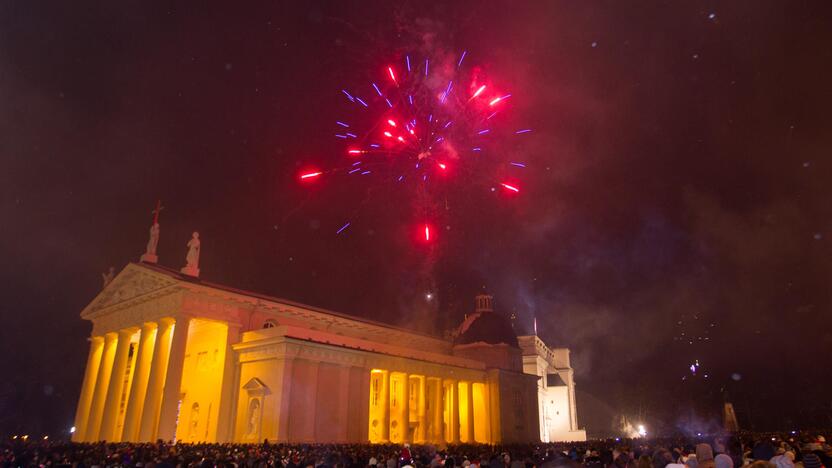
[129,261,446,341]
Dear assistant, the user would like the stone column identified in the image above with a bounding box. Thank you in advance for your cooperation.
[429,378,442,443]
[156,316,191,441]
[401,373,409,443]
[381,371,390,442]
[72,336,104,442]
[465,381,475,443]
[121,322,158,441]
[138,318,175,441]
[84,332,118,441]
[450,379,460,443]
[480,383,493,444]
[99,328,137,441]
[416,376,427,443]
[215,325,240,443]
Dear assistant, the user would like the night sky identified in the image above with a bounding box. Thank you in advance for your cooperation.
[1,1,831,438]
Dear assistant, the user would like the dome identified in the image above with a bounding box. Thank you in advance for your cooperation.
[455,312,518,347]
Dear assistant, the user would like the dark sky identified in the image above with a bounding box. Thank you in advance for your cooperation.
[1,1,831,438]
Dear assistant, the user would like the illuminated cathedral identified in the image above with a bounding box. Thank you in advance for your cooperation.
[71,259,585,443]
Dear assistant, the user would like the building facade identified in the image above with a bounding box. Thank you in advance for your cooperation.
[518,336,587,442]
[71,262,579,444]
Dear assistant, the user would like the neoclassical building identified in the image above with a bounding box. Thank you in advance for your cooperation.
[71,261,583,444]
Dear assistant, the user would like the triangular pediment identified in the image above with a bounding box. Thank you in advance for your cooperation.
[81,263,179,317]
[242,377,270,396]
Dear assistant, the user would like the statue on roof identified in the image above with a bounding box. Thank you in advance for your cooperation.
[181,231,201,277]
[140,200,163,264]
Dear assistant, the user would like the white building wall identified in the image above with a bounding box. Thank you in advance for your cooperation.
[518,335,587,442]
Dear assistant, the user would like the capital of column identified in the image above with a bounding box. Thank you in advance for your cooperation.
[157,316,176,327]
[118,326,140,337]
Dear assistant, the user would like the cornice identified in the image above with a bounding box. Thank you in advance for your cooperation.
[235,335,487,381]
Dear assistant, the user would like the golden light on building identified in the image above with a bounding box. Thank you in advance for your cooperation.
[71,263,585,443]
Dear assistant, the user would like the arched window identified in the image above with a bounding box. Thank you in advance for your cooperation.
[262,319,277,329]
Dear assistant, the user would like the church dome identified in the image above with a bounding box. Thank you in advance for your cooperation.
[454,294,519,347]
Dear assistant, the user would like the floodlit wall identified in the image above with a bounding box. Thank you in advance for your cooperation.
[232,326,502,444]
[541,385,572,441]
[174,319,229,443]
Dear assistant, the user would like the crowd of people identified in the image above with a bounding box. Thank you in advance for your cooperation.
[0,433,829,468]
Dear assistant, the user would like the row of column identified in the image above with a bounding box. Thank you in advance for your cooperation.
[72,317,191,442]
[369,371,487,444]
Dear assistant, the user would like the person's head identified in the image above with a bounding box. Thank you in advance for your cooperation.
[714,454,733,468]
[651,449,672,468]
[614,454,631,468]
[752,442,775,462]
[769,455,793,468]
[801,454,822,468]
[695,444,714,463]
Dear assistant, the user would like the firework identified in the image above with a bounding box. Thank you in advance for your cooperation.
[300,50,531,242]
